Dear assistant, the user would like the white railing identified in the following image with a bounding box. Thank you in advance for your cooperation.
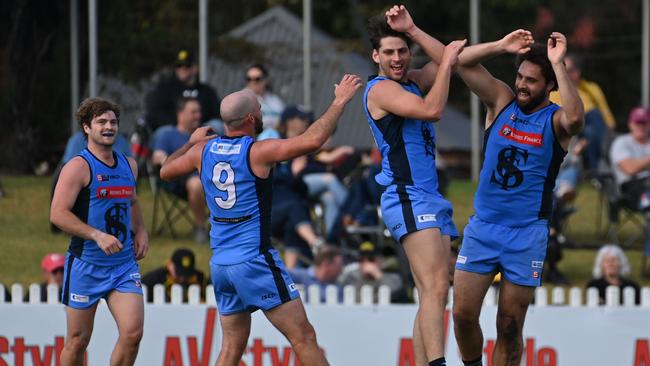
[2,283,649,307]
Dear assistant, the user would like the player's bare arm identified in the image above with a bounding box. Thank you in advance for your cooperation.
[549,32,585,148]
[51,157,123,256]
[159,126,216,181]
[127,157,149,260]
[250,74,362,178]
[367,40,465,122]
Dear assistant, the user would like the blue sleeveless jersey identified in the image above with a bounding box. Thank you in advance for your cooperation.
[363,76,439,192]
[201,136,273,265]
[475,100,566,226]
[69,149,135,265]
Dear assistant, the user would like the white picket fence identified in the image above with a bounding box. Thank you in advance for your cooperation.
[3,283,650,307]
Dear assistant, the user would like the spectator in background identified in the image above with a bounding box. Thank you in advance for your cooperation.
[549,53,615,172]
[279,105,351,238]
[145,50,220,131]
[245,64,286,140]
[340,241,405,303]
[152,97,208,242]
[289,245,344,303]
[587,244,640,305]
[141,248,207,303]
[25,253,65,302]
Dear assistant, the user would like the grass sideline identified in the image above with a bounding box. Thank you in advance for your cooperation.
[0,175,648,288]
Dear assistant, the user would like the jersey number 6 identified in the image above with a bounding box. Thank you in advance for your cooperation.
[212,162,236,209]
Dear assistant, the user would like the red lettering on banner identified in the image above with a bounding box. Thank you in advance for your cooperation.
[96,186,133,199]
[268,346,292,366]
[499,124,543,147]
[250,339,266,366]
[29,345,55,366]
[187,308,216,366]
[0,336,8,366]
[397,338,415,366]
[12,337,26,366]
[484,340,495,366]
[484,338,556,366]
[164,337,183,366]
[634,339,650,366]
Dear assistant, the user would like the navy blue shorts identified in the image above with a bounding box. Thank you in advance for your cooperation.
[210,249,300,315]
[456,215,549,286]
[381,185,458,243]
[61,253,142,308]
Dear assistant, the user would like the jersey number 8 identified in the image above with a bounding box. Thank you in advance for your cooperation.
[212,162,236,209]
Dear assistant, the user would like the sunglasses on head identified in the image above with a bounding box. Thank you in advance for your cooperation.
[246,76,264,82]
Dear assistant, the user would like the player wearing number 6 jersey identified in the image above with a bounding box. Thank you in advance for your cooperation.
[160,74,361,366]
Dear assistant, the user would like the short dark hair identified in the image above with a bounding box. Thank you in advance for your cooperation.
[246,63,268,77]
[515,43,558,91]
[367,13,412,50]
[76,97,120,135]
[314,245,342,266]
[176,97,199,113]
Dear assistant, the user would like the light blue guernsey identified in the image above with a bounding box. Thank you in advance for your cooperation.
[363,76,439,193]
[201,135,272,265]
[476,100,566,226]
[69,149,135,265]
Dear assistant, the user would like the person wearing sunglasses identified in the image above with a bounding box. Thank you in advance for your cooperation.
[245,64,286,140]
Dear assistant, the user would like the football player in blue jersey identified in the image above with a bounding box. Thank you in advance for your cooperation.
[436,25,583,366]
[364,6,465,366]
[160,74,361,366]
[51,97,149,366]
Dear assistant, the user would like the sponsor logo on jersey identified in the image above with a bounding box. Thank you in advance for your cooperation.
[532,261,544,268]
[392,223,403,231]
[509,113,543,126]
[417,214,437,223]
[533,271,540,278]
[499,124,543,147]
[70,293,89,303]
[288,283,298,292]
[210,143,241,155]
[97,174,121,182]
[130,273,142,287]
[96,186,134,199]
[457,255,467,264]
[261,293,276,301]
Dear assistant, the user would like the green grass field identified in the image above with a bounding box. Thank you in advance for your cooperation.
[1,175,648,288]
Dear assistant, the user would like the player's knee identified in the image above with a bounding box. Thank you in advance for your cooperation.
[66,333,92,353]
[288,321,317,347]
[417,276,449,303]
[496,312,522,343]
[120,326,143,346]
[453,305,479,330]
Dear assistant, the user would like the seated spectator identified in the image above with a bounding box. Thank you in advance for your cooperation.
[145,49,220,131]
[152,97,208,242]
[586,244,640,305]
[289,245,343,303]
[24,253,65,302]
[141,248,207,303]
[277,105,350,238]
[550,53,615,172]
[610,107,650,254]
[340,241,405,303]
[245,64,285,140]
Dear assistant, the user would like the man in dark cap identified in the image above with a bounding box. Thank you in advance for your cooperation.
[141,248,207,302]
[145,49,221,131]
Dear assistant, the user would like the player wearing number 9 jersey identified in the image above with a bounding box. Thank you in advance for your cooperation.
[160,74,362,366]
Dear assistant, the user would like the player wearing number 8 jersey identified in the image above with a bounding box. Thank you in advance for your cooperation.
[160,74,361,366]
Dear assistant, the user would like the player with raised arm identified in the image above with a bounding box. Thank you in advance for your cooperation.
[160,74,361,366]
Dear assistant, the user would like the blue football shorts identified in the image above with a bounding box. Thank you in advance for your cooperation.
[61,253,143,309]
[456,215,549,287]
[381,184,458,243]
[210,249,300,315]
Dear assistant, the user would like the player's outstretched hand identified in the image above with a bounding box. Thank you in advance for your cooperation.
[189,126,217,145]
[499,29,534,54]
[95,232,123,256]
[386,5,415,34]
[333,74,362,105]
[442,39,467,70]
[547,32,567,65]
[133,229,149,260]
